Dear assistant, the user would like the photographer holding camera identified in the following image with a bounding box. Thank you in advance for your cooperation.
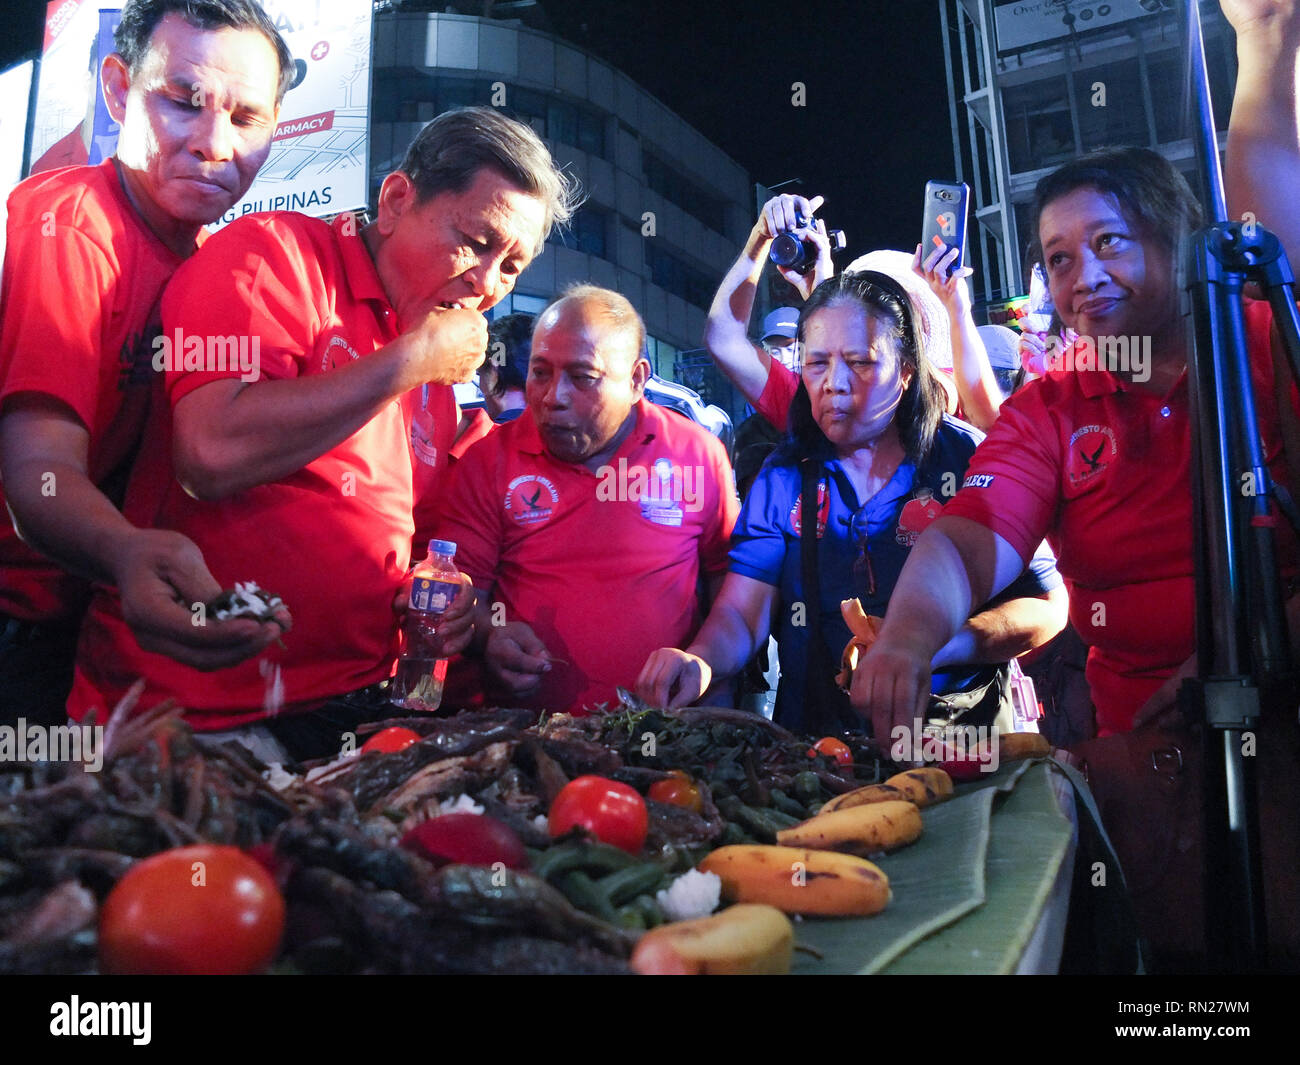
[703,193,838,414]
[706,194,1005,434]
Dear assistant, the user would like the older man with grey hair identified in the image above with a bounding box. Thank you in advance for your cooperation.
[68,107,579,760]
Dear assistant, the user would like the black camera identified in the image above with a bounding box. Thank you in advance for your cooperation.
[769,217,847,275]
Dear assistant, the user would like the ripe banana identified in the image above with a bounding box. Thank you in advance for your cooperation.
[630,904,794,974]
[698,845,891,916]
[819,768,953,814]
[841,598,883,641]
[837,599,884,689]
[999,732,1051,761]
[883,767,954,807]
[775,800,923,856]
[818,782,910,814]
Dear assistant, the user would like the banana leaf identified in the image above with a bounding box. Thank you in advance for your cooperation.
[791,784,995,973]
[958,755,1035,794]
[791,758,1069,974]
[880,761,1073,974]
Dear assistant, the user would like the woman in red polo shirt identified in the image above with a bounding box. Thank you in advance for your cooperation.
[854,0,1300,741]
[846,146,1300,971]
[848,146,1299,738]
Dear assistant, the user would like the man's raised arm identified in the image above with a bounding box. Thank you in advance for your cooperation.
[1222,0,1300,263]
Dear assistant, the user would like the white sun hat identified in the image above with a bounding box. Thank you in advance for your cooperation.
[842,249,953,372]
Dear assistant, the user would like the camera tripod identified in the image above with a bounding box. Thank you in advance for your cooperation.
[1182,0,1300,972]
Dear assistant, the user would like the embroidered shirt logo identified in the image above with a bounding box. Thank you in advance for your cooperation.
[321,333,360,372]
[505,474,559,526]
[790,480,829,539]
[1066,424,1118,486]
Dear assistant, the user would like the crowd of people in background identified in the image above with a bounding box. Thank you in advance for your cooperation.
[2,0,1299,972]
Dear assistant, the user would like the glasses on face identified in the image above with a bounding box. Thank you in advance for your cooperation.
[763,339,801,371]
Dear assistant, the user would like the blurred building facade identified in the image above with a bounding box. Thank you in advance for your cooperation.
[938,0,1236,308]
[370,8,752,417]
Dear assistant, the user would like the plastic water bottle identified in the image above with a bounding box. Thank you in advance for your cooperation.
[391,539,460,712]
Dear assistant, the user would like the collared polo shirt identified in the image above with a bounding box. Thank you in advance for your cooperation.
[0,159,195,621]
[69,212,414,728]
[435,399,739,713]
[729,417,1060,732]
[943,301,1296,734]
[410,396,492,553]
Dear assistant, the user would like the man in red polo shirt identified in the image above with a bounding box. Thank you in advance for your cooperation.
[435,285,739,714]
[0,0,294,724]
[68,107,576,757]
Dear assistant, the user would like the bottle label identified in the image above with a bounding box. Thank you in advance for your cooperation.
[410,577,459,614]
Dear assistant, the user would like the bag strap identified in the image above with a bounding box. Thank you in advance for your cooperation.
[799,458,852,735]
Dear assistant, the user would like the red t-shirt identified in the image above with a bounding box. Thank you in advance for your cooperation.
[942,301,1296,735]
[754,360,799,431]
[0,159,192,621]
[435,400,739,714]
[69,212,415,729]
[896,493,943,546]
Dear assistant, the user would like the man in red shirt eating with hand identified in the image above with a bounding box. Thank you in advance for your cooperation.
[69,107,577,759]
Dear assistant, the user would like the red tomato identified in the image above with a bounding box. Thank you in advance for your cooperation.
[362,727,421,754]
[548,775,648,854]
[401,813,529,869]
[99,845,285,975]
[648,771,703,813]
[807,736,853,766]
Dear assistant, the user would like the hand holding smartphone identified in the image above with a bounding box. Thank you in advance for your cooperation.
[920,180,970,279]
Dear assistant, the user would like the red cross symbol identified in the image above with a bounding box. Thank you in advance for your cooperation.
[311,40,329,61]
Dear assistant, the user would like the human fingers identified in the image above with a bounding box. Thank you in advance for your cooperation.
[126,603,281,671]
[636,649,706,709]
[851,643,931,747]
[633,648,678,707]
[805,215,832,251]
[417,307,489,384]
[487,624,551,676]
[495,665,545,698]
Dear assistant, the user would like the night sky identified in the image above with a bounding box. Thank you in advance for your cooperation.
[538,0,954,259]
[0,0,953,257]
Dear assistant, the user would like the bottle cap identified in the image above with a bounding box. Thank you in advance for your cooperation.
[427,538,457,557]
